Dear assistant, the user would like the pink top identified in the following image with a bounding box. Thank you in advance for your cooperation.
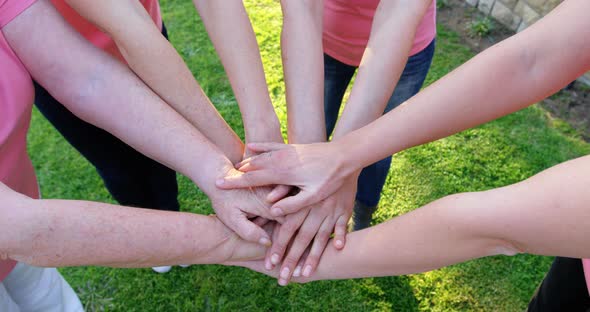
[0,0,40,281]
[323,0,437,66]
[50,0,162,62]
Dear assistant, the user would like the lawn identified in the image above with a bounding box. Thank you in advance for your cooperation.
[27,0,590,311]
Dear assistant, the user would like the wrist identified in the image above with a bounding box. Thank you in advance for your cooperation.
[188,215,237,264]
[330,139,361,179]
[190,157,236,199]
[244,117,283,144]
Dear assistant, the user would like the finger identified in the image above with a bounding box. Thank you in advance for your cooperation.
[302,218,334,278]
[270,191,320,217]
[333,214,350,250]
[267,185,292,203]
[252,217,270,227]
[292,249,310,278]
[268,210,308,269]
[278,213,324,286]
[237,154,269,173]
[265,222,282,270]
[225,212,272,247]
[246,142,286,153]
[216,170,279,190]
[234,156,255,170]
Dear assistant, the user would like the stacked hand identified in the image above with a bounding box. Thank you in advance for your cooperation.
[215,141,358,285]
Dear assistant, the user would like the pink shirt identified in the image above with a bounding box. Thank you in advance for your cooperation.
[50,0,162,62]
[0,0,40,282]
[323,0,437,66]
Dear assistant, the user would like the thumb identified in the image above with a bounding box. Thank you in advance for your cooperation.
[216,170,278,190]
[269,191,320,217]
[228,213,273,247]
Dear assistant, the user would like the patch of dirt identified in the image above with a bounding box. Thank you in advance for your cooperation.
[437,0,590,141]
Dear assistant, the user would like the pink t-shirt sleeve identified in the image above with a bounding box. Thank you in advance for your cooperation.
[0,0,39,282]
[323,0,436,67]
[51,0,162,62]
[0,0,37,27]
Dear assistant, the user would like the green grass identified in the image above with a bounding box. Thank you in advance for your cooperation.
[26,0,590,311]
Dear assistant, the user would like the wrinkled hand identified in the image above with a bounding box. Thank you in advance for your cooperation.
[267,178,357,286]
[216,142,352,217]
[216,217,277,264]
[210,168,285,246]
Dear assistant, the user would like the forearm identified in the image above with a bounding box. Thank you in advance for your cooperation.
[4,1,234,196]
[281,0,325,143]
[193,0,281,143]
[307,155,590,280]
[0,187,264,267]
[65,0,244,163]
[332,0,431,138]
[338,0,590,170]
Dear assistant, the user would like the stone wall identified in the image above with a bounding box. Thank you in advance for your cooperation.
[464,0,590,83]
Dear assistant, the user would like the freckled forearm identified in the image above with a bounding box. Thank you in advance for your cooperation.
[6,196,235,268]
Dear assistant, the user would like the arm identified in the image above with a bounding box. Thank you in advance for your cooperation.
[4,0,273,244]
[280,0,325,144]
[219,0,590,210]
[241,154,590,282]
[192,0,282,144]
[257,0,355,283]
[339,0,590,167]
[0,184,266,268]
[64,0,244,163]
[332,0,432,138]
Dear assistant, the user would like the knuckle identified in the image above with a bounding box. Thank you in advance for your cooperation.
[298,230,316,243]
[304,255,319,266]
[272,240,287,253]
[318,228,332,239]
[283,255,299,267]
[282,222,300,234]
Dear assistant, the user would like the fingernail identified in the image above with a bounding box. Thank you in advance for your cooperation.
[215,179,225,186]
[271,208,284,216]
[335,240,343,248]
[293,266,302,277]
[278,279,287,286]
[271,253,280,265]
[259,237,271,246]
[303,265,312,277]
[280,267,290,279]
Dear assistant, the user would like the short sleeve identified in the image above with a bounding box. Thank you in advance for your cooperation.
[0,0,38,28]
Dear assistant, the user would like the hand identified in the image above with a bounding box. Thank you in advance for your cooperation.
[210,168,284,246]
[268,177,357,286]
[216,142,354,217]
[217,217,276,264]
[244,129,292,204]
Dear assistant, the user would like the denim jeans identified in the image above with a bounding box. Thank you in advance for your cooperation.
[324,39,435,207]
[33,23,179,212]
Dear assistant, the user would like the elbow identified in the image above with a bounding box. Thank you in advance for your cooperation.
[487,237,524,257]
[59,65,111,125]
[441,191,525,259]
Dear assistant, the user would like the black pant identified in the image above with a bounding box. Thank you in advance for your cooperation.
[33,23,179,212]
[527,257,590,311]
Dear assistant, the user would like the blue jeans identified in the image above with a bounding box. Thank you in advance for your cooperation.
[324,39,435,207]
